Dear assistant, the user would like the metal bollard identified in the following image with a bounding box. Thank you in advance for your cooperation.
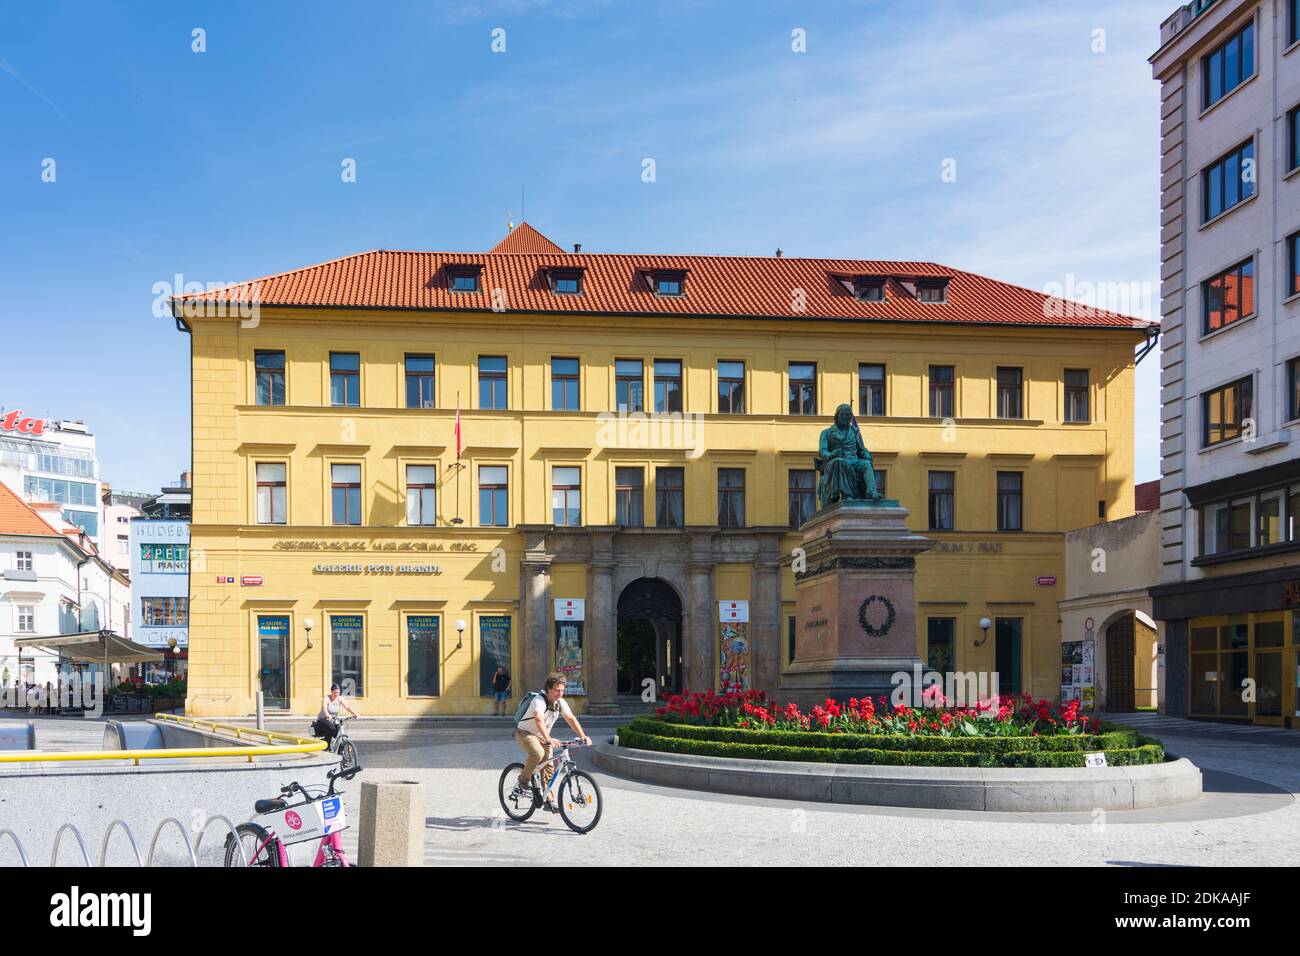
[357,780,426,867]
[255,691,264,731]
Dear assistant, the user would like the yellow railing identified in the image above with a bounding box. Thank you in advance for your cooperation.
[0,713,327,766]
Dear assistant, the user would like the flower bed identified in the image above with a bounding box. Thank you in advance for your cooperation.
[615,690,1166,768]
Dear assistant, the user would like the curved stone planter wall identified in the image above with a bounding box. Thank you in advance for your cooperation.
[593,741,1203,811]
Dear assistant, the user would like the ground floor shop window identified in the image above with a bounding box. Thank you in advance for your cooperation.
[406,615,439,697]
[331,614,364,697]
[479,615,512,696]
[927,618,955,675]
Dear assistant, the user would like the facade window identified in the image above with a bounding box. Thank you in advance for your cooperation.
[928,471,955,531]
[331,464,362,526]
[718,361,745,413]
[996,367,1023,419]
[1258,490,1284,546]
[1288,232,1300,298]
[1289,358,1300,422]
[874,469,888,498]
[16,605,34,633]
[478,356,508,410]
[853,278,885,302]
[62,510,97,537]
[15,551,32,572]
[615,468,644,527]
[929,365,955,418]
[789,362,817,415]
[1202,259,1254,333]
[255,350,285,406]
[718,469,745,528]
[1202,140,1255,222]
[916,279,948,303]
[1289,106,1300,173]
[448,268,480,292]
[256,463,287,524]
[1064,370,1090,423]
[479,466,508,527]
[405,355,436,409]
[1202,19,1254,109]
[405,465,437,526]
[142,597,188,626]
[858,363,886,416]
[329,352,360,407]
[1202,376,1253,446]
[655,468,684,528]
[788,469,816,529]
[654,360,683,413]
[24,476,96,506]
[407,615,439,697]
[615,359,645,413]
[550,270,582,295]
[551,358,580,411]
[551,467,582,527]
[117,535,128,555]
[1292,0,1300,46]
[1202,498,1253,555]
[994,618,1022,695]
[653,272,685,296]
[996,472,1023,532]
[330,614,364,697]
[927,618,955,675]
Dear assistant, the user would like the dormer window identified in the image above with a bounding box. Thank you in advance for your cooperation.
[651,270,687,297]
[546,267,584,295]
[447,265,482,293]
[916,278,949,303]
[853,278,886,302]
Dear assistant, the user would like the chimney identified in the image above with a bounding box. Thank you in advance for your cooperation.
[573,243,582,253]
[775,248,783,257]
[180,471,192,488]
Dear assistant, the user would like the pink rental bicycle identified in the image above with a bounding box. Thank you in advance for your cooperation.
[224,764,361,867]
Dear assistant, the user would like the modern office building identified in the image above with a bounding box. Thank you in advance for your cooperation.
[1150,0,1300,727]
[0,409,102,545]
[174,223,1151,716]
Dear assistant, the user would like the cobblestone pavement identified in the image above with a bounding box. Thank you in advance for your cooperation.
[334,713,1300,867]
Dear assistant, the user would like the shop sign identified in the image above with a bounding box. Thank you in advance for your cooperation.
[241,575,263,586]
[1036,576,1057,587]
[275,540,477,552]
[933,541,1004,554]
[312,564,441,575]
[0,409,46,436]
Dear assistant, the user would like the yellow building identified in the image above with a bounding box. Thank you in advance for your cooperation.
[174,224,1152,716]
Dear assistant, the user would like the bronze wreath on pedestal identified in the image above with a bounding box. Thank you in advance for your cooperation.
[857,595,896,639]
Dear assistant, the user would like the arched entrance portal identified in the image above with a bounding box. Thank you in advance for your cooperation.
[1100,609,1159,712]
[617,578,683,699]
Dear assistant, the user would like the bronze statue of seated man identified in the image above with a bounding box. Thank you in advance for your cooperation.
[816,403,883,509]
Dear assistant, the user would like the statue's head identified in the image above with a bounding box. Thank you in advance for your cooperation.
[834,404,853,428]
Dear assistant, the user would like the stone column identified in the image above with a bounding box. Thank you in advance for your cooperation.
[520,555,552,694]
[685,559,715,694]
[585,531,619,714]
[752,550,782,699]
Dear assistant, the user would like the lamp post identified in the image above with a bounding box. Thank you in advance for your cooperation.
[976,617,992,647]
[166,636,178,682]
[455,619,466,650]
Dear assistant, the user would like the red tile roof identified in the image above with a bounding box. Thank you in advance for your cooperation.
[489,222,567,255]
[1134,480,1161,513]
[0,483,63,538]
[175,225,1154,331]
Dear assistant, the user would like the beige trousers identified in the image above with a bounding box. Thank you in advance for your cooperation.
[515,730,554,791]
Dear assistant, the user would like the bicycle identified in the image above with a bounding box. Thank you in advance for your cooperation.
[223,764,362,867]
[311,714,359,771]
[498,740,602,834]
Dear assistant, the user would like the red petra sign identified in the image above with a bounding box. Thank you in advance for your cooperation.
[1036,576,1057,587]
[241,575,263,586]
[1,410,45,436]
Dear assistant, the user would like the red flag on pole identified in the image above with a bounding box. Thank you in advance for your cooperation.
[454,393,462,461]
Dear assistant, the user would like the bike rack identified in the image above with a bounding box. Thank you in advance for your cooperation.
[98,819,144,868]
[192,814,247,867]
[145,817,198,867]
[51,823,91,867]
[0,829,29,867]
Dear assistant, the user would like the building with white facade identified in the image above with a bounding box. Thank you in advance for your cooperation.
[0,408,102,545]
[1151,0,1300,728]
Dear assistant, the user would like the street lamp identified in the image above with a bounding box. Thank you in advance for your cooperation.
[976,617,992,647]
[166,636,178,682]
[455,619,467,650]
[304,617,315,650]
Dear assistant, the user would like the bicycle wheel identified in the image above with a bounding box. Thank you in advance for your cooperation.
[557,769,602,834]
[338,739,358,772]
[224,823,281,867]
[498,763,540,822]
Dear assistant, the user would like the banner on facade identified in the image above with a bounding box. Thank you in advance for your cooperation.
[719,600,749,622]
[720,620,749,692]
[554,599,585,621]
[555,620,585,695]
[479,615,512,697]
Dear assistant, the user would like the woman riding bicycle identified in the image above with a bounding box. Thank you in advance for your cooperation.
[314,683,358,750]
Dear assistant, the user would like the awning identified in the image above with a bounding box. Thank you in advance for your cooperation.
[15,631,165,664]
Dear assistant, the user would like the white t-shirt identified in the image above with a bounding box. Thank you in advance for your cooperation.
[517,695,572,737]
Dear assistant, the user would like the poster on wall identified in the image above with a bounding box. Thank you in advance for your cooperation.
[479,615,512,697]
[1080,640,1095,711]
[555,621,585,695]
[719,621,750,692]
[407,615,440,697]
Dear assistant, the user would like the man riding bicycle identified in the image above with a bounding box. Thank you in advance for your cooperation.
[515,672,590,809]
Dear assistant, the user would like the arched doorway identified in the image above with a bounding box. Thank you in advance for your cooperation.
[617,578,682,699]
[1101,610,1159,712]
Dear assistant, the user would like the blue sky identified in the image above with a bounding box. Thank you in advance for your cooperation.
[0,0,1167,492]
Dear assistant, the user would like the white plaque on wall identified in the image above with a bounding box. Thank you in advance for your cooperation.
[554,599,585,621]
[719,601,749,622]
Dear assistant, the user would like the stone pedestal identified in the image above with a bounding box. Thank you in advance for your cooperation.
[781,500,935,708]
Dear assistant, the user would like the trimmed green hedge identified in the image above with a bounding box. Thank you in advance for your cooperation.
[617,717,1166,768]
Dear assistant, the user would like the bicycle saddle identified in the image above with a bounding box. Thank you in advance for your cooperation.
[255,797,288,814]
